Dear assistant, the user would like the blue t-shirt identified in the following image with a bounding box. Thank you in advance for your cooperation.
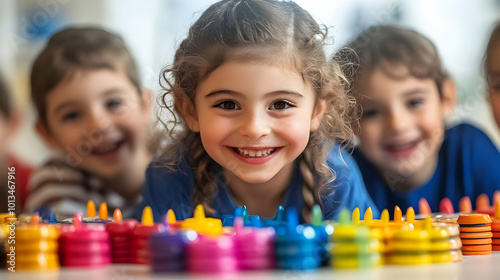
[131,143,379,223]
[352,123,500,215]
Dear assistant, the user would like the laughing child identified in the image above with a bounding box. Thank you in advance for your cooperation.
[25,27,156,217]
[335,25,500,214]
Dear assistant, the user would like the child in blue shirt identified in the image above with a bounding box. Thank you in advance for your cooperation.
[334,25,500,215]
[132,0,378,223]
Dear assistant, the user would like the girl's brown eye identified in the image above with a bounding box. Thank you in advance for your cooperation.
[214,100,240,110]
[270,100,294,110]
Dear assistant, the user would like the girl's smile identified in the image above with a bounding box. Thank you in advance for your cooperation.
[229,146,281,165]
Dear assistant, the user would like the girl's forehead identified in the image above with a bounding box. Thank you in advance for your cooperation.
[226,46,303,70]
[208,57,306,85]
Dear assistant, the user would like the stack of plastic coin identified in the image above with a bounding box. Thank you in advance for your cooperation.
[14,214,59,270]
[421,218,452,263]
[59,212,111,267]
[131,206,162,264]
[490,202,500,251]
[331,209,382,269]
[149,224,198,273]
[187,234,237,274]
[233,217,275,270]
[105,209,138,263]
[427,219,463,262]
[457,214,492,255]
[433,214,462,262]
[274,208,321,270]
[387,225,431,265]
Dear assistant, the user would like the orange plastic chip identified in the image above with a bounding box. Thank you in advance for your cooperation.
[462,250,491,255]
[460,238,492,245]
[461,244,492,252]
[457,214,492,225]
[459,225,491,233]
[459,232,493,239]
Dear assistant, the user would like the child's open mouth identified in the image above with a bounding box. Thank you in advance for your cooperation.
[384,139,421,157]
[234,147,276,158]
[92,140,125,155]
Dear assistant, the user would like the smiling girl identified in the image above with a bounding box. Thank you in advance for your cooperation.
[133,0,378,222]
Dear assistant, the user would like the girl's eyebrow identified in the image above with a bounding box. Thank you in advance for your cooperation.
[205,89,304,98]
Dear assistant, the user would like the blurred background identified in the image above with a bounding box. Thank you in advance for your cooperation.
[1,0,500,166]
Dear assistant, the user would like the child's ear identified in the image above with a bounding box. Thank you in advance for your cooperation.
[35,120,59,148]
[175,95,200,132]
[441,79,457,118]
[310,99,327,131]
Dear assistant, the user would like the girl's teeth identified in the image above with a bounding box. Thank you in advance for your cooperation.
[237,148,274,158]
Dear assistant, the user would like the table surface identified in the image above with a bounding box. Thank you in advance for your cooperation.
[3,252,500,280]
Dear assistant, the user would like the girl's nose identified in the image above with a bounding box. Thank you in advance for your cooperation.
[238,110,271,140]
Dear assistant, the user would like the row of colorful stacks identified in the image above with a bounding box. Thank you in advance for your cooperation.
[1,192,499,274]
